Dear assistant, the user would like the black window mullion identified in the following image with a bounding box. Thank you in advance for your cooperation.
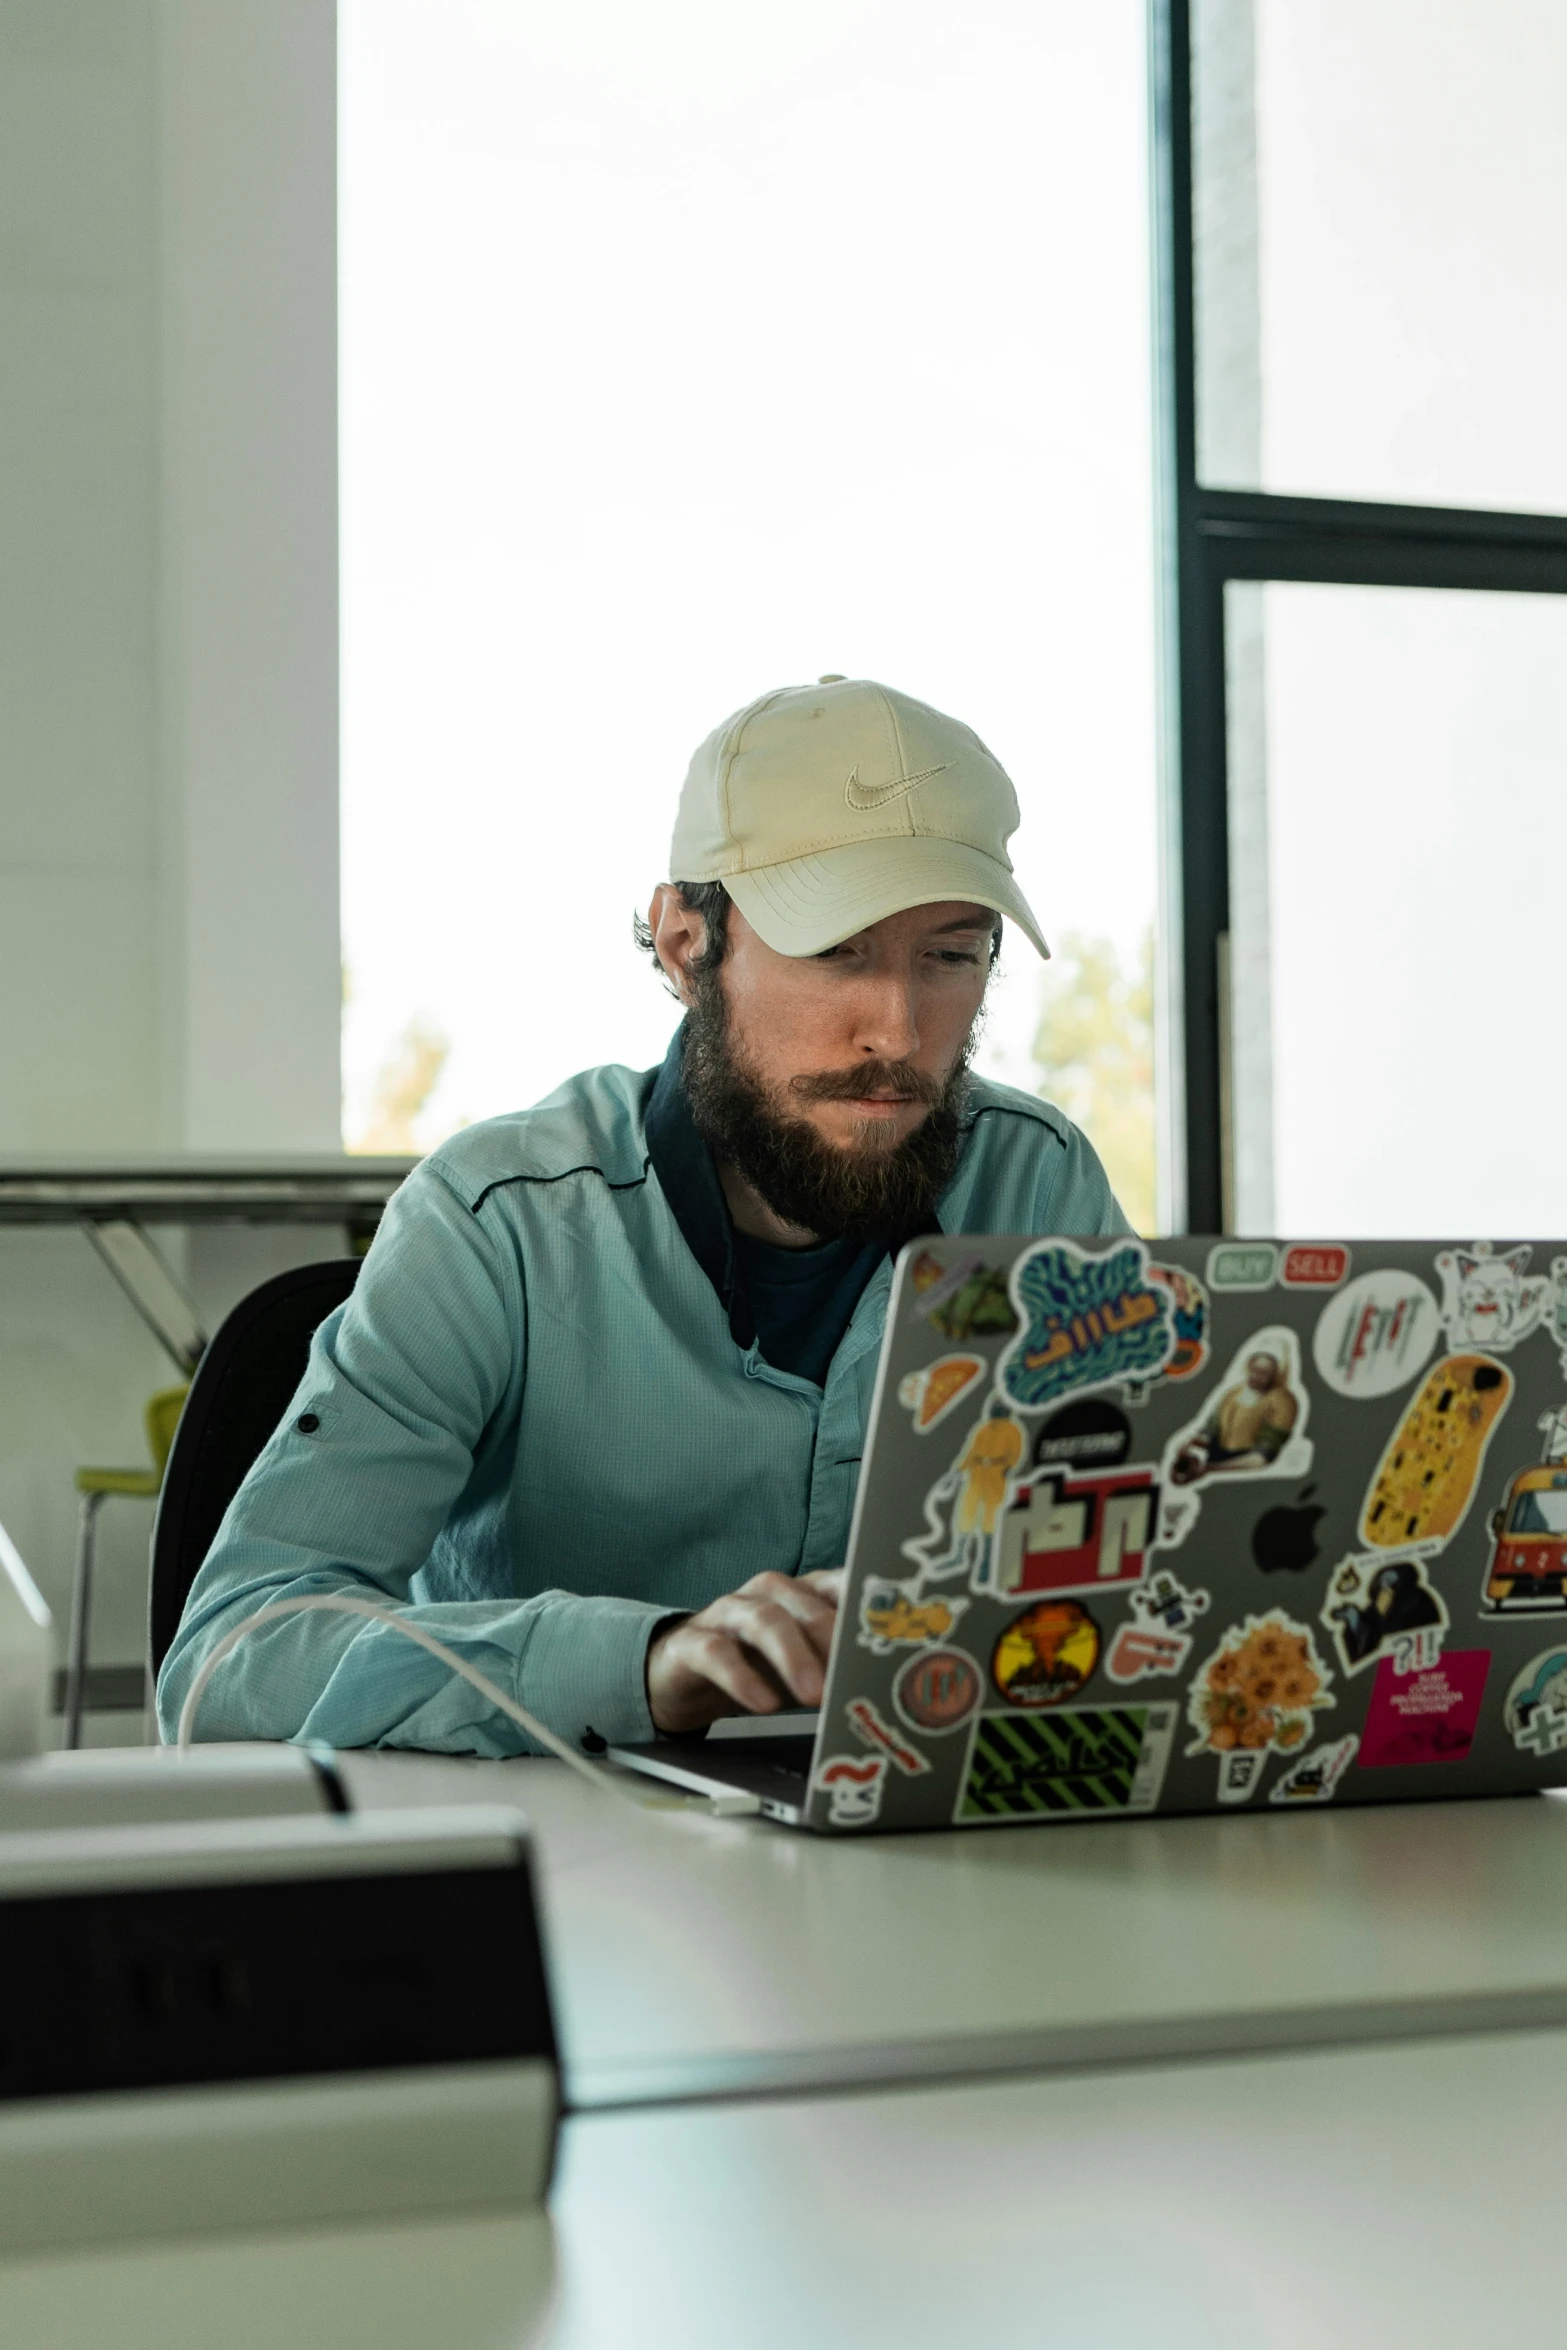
[1149,0,1567,1232]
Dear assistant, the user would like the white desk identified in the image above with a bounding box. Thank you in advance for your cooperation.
[547,2025,1567,2348]
[1,2023,1561,2348]
[341,1752,1567,2107]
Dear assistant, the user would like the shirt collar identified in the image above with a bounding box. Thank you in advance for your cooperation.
[643,1019,946,1346]
[644,1024,753,1348]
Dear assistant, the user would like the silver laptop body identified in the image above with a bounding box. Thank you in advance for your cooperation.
[612,1234,1567,1831]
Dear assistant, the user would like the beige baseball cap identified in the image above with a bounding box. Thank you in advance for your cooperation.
[669,676,1049,960]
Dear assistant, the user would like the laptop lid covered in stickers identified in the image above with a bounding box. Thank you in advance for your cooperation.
[805,1234,1567,1833]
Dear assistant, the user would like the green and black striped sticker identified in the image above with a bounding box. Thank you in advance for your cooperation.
[958,1704,1175,1822]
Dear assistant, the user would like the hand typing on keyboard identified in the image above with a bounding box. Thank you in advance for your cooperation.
[645,1569,843,1734]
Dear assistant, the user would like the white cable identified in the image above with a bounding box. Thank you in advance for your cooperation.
[172,1592,760,1815]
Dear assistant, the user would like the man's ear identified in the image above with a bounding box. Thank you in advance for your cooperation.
[647,884,707,1007]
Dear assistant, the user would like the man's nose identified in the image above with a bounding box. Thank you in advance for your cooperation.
[852,972,921,1062]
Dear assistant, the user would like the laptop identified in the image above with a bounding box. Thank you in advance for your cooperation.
[611,1233,1567,1831]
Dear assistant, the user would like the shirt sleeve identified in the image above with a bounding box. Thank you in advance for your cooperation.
[1038,1111,1133,1237]
[154,1162,665,1756]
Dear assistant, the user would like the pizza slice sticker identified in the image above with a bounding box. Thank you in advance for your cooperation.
[898,1353,985,1433]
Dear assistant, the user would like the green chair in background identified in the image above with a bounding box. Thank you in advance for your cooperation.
[64,1383,189,1749]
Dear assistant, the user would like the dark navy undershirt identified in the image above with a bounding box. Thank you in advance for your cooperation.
[641,1025,925,1387]
[730,1226,883,1386]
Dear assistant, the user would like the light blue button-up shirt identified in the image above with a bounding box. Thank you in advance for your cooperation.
[156,1050,1125,1755]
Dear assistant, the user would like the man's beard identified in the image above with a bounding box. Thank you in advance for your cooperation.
[681,972,974,1245]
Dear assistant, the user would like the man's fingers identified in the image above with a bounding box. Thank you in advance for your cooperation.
[684,1626,785,1716]
[736,1572,840,1649]
[704,1596,830,1706]
[648,1572,851,1730]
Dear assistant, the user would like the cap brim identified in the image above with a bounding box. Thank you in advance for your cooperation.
[724,837,1050,961]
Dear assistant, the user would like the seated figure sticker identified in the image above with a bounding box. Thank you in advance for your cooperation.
[1155,1329,1314,1555]
[997,1240,1174,1412]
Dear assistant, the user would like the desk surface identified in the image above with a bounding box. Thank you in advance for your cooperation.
[1,2023,1560,2348]
[340,1751,1567,2107]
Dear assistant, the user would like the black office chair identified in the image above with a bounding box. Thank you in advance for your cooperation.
[148,1258,361,1675]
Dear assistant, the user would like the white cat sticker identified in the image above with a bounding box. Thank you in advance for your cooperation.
[1435,1243,1547,1353]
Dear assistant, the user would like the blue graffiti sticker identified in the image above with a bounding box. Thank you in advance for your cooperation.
[999,1240,1175,1412]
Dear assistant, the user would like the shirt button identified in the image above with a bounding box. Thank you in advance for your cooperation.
[297,1412,321,1434]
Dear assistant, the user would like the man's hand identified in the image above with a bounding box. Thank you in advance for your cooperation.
[646,1569,844,1734]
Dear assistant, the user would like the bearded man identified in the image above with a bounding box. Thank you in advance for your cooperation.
[158,678,1126,1753]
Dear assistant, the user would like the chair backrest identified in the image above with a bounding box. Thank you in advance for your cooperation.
[148,1258,361,1674]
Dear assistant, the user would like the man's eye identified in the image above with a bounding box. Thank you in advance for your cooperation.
[932,948,983,967]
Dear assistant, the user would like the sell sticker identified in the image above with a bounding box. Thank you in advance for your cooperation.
[1281,1245,1350,1289]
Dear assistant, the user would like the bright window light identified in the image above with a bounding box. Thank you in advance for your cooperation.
[340,0,1157,1221]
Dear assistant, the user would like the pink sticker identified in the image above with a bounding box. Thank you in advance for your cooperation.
[1358,1649,1491,1769]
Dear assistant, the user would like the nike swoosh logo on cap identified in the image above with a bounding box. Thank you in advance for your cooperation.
[844,762,949,810]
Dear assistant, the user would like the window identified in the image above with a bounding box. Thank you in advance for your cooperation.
[340,0,1159,1221]
[1194,0,1567,513]
[1155,0,1567,1230]
[1226,580,1567,1234]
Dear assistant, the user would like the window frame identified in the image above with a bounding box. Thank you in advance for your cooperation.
[1148,0,1567,1232]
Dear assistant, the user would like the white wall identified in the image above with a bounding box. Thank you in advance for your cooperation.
[157,1,342,1150]
[0,0,342,1717]
[0,0,340,1156]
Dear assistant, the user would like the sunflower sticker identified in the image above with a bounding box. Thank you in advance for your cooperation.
[1185,1609,1335,1804]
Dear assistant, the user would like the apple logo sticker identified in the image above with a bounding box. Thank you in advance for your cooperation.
[1251,1486,1327,1575]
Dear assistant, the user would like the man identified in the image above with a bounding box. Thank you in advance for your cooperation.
[1169,1350,1299,1486]
[158,677,1125,1754]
